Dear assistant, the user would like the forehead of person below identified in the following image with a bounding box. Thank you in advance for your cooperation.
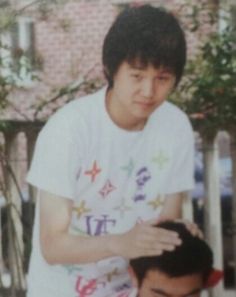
[138,269,203,297]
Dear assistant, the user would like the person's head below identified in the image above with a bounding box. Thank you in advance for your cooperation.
[102,5,186,90]
[129,221,214,297]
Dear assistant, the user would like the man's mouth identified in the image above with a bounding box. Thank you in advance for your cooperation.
[135,101,155,108]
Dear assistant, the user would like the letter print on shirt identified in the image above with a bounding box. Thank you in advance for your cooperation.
[133,167,151,202]
[73,200,91,219]
[152,150,169,170]
[148,195,165,210]
[106,267,120,282]
[85,215,117,236]
[75,276,106,297]
[120,158,135,177]
[76,167,82,181]
[113,197,133,218]
[84,161,101,182]
[63,264,83,275]
[99,179,116,198]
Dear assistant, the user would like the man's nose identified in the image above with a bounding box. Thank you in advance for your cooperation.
[141,79,155,99]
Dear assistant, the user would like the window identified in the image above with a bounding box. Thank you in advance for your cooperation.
[111,0,131,4]
[0,1,10,8]
[219,7,229,33]
[0,16,35,86]
[230,5,236,39]
[219,1,236,34]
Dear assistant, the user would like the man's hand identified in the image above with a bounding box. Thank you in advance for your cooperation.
[174,218,204,239]
[158,192,204,239]
[114,219,182,259]
[157,216,204,239]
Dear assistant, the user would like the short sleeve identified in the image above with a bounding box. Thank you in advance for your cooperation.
[163,115,195,194]
[27,108,82,200]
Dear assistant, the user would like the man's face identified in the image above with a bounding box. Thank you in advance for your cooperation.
[107,60,176,130]
[136,269,203,297]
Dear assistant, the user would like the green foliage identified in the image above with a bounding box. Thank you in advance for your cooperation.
[0,4,16,32]
[36,0,68,21]
[172,24,236,136]
[0,43,36,113]
[0,0,67,113]
[0,3,37,113]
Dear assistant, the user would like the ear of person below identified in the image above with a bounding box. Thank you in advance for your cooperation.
[204,268,224,288]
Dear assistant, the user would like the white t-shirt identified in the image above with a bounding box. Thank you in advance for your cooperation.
[27,87,194,297]
[107,287,137,297]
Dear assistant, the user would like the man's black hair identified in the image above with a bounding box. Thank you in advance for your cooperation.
[130,221,213,286]
[102,5,186,88]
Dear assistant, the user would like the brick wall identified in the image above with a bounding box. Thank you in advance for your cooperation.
[2,0,217,120]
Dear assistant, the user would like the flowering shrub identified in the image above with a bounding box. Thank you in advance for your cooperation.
[172,20,236,137]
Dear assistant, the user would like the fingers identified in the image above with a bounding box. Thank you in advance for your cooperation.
[142,242,175,257]
[121,218,203,260]
[188,223,203,239]
[142,221,180,243]
[143,217,204,244]
[145,216,172,226]
[174,219,204,239]
[144,218,160,226]
[148,217,204,239]
[142,241,177,254]
[130,224,182,258]
[130,236,179,259]
[155,216,171,224]
[148,229,181,246]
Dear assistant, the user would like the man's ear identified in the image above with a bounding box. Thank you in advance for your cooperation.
[128,266,138,288]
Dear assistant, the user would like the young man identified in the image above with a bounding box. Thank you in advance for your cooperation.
[27,5,196,297]
[126,221,222,297]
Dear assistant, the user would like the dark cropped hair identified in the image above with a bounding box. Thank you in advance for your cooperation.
[102,5,186,88]
[130,221,213,286]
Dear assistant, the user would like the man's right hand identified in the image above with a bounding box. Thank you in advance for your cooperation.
[113,219,182,259]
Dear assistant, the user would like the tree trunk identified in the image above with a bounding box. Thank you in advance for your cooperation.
[4,132,26,291]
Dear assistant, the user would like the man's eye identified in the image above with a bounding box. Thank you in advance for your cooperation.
[157,76,169,81]
[131,74,142,80]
